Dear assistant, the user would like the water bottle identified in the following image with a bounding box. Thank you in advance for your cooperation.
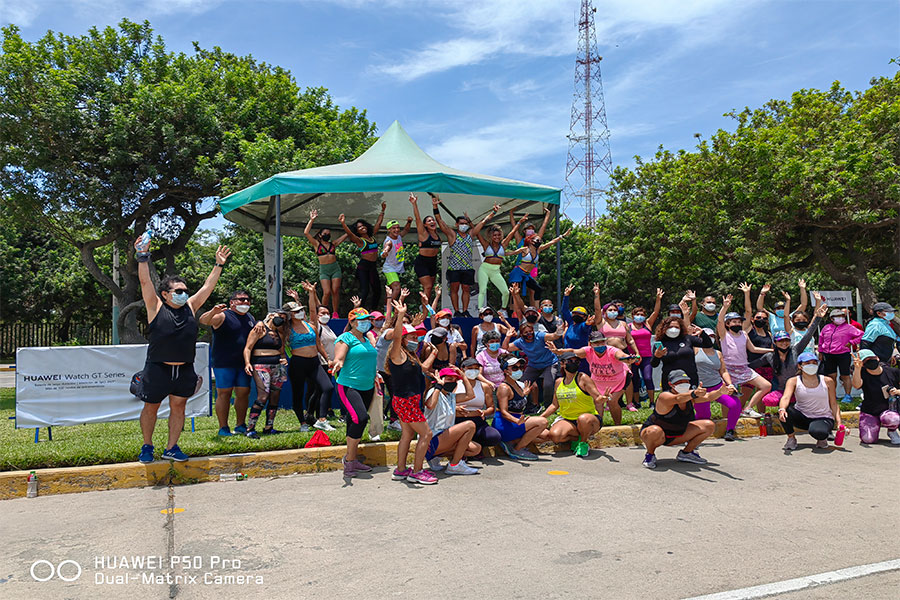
[639,380,649,403]
[759,418,767,437]
[219,472,246,481]
[764,413,774,436]
[834,424,846,446]
[138,228,152,252]
[26,471,38,498]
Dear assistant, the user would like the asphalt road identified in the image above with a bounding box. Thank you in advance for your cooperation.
[2,435,898,600]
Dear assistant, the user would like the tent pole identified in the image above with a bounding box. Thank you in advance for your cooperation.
[555,204,561,308]
[274,194,282,307]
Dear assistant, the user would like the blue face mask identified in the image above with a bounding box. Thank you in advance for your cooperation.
[617,307,625,317]
[488,342,501,352]
[775,309,784,318]
[884,312,895,321]
[542,306,553,314]
[171,291,189,307]
[633,315,646,323]
[356,320,372,334]
[592,345,607,354]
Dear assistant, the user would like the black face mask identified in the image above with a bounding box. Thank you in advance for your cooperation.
[863,359,879,370]
[272,317,285,327]
[564,361,580,374]
[753,319,767,327]
[525,314,538,323]
[441,381,457,393]
[572,314,586,324]
[794,321,809,329]
[320,233,331,242]
[432,337,445,346]
[728,324,742,333]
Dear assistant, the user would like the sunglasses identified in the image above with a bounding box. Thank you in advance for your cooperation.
[170,288,189,293]
[232,297,250,303]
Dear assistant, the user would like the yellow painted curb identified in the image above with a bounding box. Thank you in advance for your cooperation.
[0,411,861,500]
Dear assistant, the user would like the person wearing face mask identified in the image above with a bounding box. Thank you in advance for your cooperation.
[534,299,563,334]
[592,292,640,356]
[819,308,864,403]
[511,319,565,413]
[423,367,481,475]
[133,235,230,464]
[779,353,841,450]
[311,301,339,424]
[784,303,818,356]
[475,218,525,312]
[454,358,502,453]
[476,330,511,386]
[626,288,664,407]
[509,207,553,307]
[747,308,774,384]
[442,208,494,318]
[861,302,899,364]
[651,316,713,398]
[756,280,809,336]
[198,290,255,437]
[717,295,773,419]
[851,349,900,445]
[421,325,459,376]
[666,303,685,321]
[639,371,719,468]
[507,231,570,308]
[242,311,289,438]
[470,306,508,357]
[538,352,608,458]
[693,329,742,441]
[693,295,720,332]
[304,209,349,318]
[494,356,548,460]
[285,286,334,433]
[559,284,593,374]
[332,308,378,477]
[338,203,386,311]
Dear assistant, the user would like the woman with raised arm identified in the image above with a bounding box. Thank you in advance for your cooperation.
[627,287,664,407]
[338,202,387,311]
[409,193,446,305]
[286,283,335,432]
[470,306,508,358]
[509,207,552,307]
[819,307,864,404]
[381,216,414,305]
[475,215,526,313]
[303,209,348,318]
[507,230,571,307]
[692,328,742,441]
[756,279,809,336]
[717,291,772,419]
[494,355,549,460]
[442,205,495,318]
[242,311,289,438]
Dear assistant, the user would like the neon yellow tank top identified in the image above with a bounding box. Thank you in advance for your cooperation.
[556,376,597,420]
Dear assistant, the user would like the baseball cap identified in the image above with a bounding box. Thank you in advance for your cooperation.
[797,352,818,363]
[829,308,845,317]
[773,331,790,341]
[857,349,877,361]
[667,369,690,384]
[572,306,588,315]
[479,306,494,315]
[872,302,895,313]
[724,312,743,321]
[438,367,459,379]
[589,331,607,342]
[347,307,371,320]
[523,305,539,314]
[500,356,523,370]
[435,308,452,319]
[402,324,417,335]
[385,219,400,229]
[430,327,448,338]
[461,357,480,368]
[281,301,304,313]
[559,351,578,361]
[369,311,385,321]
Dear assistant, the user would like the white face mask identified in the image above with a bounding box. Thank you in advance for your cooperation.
[801,364,819,375]
[482,314,493,323]
[296,311,306,320]
[464,369,479,380]
[666,327,681,338]
[832,317,845,325]
[234,304,250,314]
[318,315,330,325]
[673,383,691,394]
[459,224,469,232]
[704,303,716,312]
[438,318,450,327]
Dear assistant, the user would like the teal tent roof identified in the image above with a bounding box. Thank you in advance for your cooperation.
[218,121,561,235]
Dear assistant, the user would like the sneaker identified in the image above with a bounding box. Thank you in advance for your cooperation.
[138,444,155,464]
[570,439,580,453]
[676,450,707,464]
[499,440,515,458]
[724,429,736,442]
[233,424,247,435]
[627,404,638,412]
[642,453,657,469]
[300,424,310,432]
[350,459,372,472]
[217,426,232,437]
[369,435,381,442]
[388,420,402,431]
[407,470,438,484]
[841,393,853,404]
[462,310,474,318]
[816,439,829,449]
[314,420,336,432]
[782,436,798,450]
[454,311,464,318]
[246,430,260,439]
[445,460,479,475]
[332,311,339,319]
[261,428,282,435]
[342,456,356,478]
[741,408,763,418]
[827,431,835,441]
[392,467,412,480]
[889,429,900,445]
[514,448,539,461]
[575,441,590,458]
[162,445,189,462]
[427,457,445,471]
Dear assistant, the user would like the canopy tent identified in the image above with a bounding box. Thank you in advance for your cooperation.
[217,120,563,308]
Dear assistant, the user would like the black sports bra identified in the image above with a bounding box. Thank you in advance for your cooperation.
[419,233,441,249]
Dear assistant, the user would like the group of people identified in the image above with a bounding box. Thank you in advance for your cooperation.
[131,229,900,481]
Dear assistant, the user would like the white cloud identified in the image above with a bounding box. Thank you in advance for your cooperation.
[1,0,224,27]
[0,0,42,26]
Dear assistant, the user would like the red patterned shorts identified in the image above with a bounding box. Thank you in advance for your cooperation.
[392,394,426,423]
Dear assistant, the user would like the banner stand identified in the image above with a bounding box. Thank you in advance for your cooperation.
[33,427,52,443]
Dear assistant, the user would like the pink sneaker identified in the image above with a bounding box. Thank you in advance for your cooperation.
[342,456,356,478]
[406,470,438,485]
[392,467,412,480]
[350,459,372,472]
[627,404,638,412]
[332,311,340,319]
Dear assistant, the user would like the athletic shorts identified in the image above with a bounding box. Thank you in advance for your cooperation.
[446,269,475,285]
[318,261,342,281]
[821,352,852,377]
[392,394,426,423]
[141,361,199,404]
[385,271,400,285]
[426,429,446,460]
[414,254,439,278]
[563,414,602,428]
[213,367,251,389]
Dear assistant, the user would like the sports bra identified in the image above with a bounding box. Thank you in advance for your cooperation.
[360,237,379,254]
[253,328,282,351]
[518,249,537,267]
[289,322,317,349]
[504,384,528,414]
[419,232,441,249]
[483,243,505,258]
[316,241,335,256]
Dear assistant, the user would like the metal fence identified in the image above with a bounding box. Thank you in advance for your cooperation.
[0,322,112,357]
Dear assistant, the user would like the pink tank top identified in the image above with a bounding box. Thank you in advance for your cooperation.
[583,346,628,392]
[628,324,652,357]
[600,319,627,339]
[721,330,749,368]
[794,375,833,419]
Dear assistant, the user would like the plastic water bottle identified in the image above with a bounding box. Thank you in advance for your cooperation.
[219,473,246,481]
[759,418,767,437]
[764,413,774,436]
[26,471,38,498]
[138,228,152,251]
[834,424,846,446]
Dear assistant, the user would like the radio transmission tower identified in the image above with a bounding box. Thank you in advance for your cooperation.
[564,0,612,227]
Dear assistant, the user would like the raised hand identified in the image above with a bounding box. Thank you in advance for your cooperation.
[286,288,300,301]
[738,282,751,293]
[564,284,575,296]
[586,314,596,326]
[384,284,393,298]
[432,195,440,209]
[338,213,346,224]
[798,278,807,288]
[761,283,771,294]
[381,201,387,212]
[351,295,362,308]
[593,283,600,296]
[134,235,150,253]
[408,192,418,204]
[210,303,227,315]
[400,287,410,300]
[392,300,407,315]
[434,284,441,297]
[309,209,318,220]
[723,294,733,309]
[782,290,791,301]
[815,302,829,319]
[509,283,521,296]
[684,290,696,302]
[300,280,316,292]
[656,288,665,299]
[215,246,231,264]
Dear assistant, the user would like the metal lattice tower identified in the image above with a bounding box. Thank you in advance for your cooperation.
[564,0,612,227]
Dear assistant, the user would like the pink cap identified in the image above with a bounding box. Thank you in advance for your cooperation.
[438,367,458,379]
[369,311,385,321]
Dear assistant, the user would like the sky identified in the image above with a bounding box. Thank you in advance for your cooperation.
[2,0,898,226]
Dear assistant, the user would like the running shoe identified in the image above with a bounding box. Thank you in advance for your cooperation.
[314,420,336,432]
[332,311,339,319]
[723,429,736,442]
[246,430,260,439]
[827,431,835,441]
[445,460,479,475]
[407,470,438,484]
[462,310,474,319]
[427,458,445,471]
[342,456,356,478]
[233,424,248,435]
[889,429,900,445]
[676,450,707,464]
[300,424,310,432]
[392,467,412,480]
[499,440,514,458]
[350,459,372,472]
[369,435,381,442]
[841,393,853,404]
[514,448,539,461]
[815,440,829,449]
[388,420,402,431]
[261,428,282,435]
[642,453,657,469]
[575,441,590,458]
[217,426,232,437]
[138,444,155,464]
[162,445,189,462]
[782,436,798,450]
[627,404,638,412]
[570,439,580,453]
[741,408,764,419]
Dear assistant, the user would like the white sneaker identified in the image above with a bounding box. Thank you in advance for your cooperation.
[314,420,336,432]
[369,435,381,442]
[427,458,445,471]
[300,424,310,432]
[445,460,479,475]
[783,437,798,450]
[676,450,708,464]
[816,439,829,449]
[387,420,402,431]
[888,430,900,445]
[742,408,763,419]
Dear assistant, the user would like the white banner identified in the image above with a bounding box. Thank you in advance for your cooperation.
[810,290,853,307]
[15,343,210,428]
[263,231,283,313]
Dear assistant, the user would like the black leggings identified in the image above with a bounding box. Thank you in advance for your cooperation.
[337,384,373,439]
[456,416,501,447]
[288,355,332,425]
[356,260,381,311]
[782,405,834,440]
[304,364,336,424]
[379,370,398,420]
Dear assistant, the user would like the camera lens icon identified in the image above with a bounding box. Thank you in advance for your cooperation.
[30,559,82,582]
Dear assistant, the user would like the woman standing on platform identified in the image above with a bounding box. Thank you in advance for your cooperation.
[338,202,386,311]
[409,193,446,306]
[303,209,348,318]
[475,216,525,313]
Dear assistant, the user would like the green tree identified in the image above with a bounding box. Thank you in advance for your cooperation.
[0,20,375,341]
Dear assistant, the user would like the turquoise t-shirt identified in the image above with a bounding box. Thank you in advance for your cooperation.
[335,331,376,390]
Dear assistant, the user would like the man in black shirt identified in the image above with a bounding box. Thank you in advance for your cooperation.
[851,349,900,445]
[134,234,231,463]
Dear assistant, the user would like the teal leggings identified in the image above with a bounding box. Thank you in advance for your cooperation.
[477,262,509,308]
